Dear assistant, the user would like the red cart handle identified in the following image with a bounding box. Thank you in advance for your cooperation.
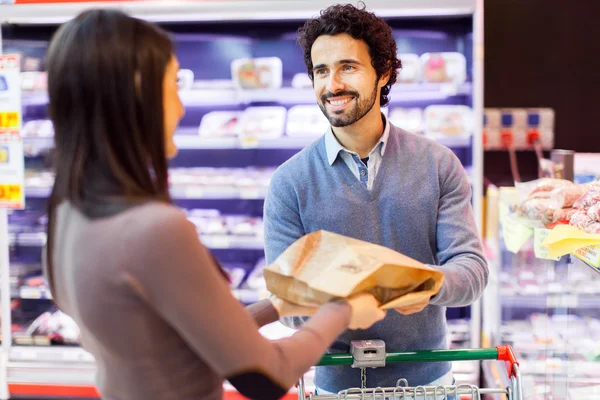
[496,345,519,379]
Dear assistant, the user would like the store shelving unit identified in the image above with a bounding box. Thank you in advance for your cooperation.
[482,192,600,400]
[1,0,483,398]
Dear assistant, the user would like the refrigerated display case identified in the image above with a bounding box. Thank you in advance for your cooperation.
[482,188,600,400]
[0,0,484,398]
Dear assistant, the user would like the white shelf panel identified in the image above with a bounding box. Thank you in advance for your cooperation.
[500,294,600,309]
[9,232,263,250]
[0,0,476,25]
[25,185,267,200]
[21,83,472,108]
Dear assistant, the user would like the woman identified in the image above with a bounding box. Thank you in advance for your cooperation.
[43,9,385,400]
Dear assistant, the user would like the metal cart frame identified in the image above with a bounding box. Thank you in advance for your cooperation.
[298,344,522,400]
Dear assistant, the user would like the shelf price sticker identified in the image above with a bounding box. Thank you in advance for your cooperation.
[573,245,600,269]
[0,54,25,210]
[0,112,19,128]
[0,184,23,208]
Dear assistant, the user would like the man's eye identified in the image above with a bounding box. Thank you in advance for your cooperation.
[343,65,355,71]
[314,69,327,76]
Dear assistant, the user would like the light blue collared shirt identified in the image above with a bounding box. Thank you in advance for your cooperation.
[324,113,391,190]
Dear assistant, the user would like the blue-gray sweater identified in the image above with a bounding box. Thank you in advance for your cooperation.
[263,124,488,392]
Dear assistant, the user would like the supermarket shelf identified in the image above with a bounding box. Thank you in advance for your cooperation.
[500,294,600,309]
[16,286,52,300]
[10,346,94,364]
[0,0,476,24]
[25,185,267,200]
[21,82,472,108]
[8,232,46,247]
[174,131,471,150]
[201,235,264,250]
[9,232,263,250]
[174,133,321,150]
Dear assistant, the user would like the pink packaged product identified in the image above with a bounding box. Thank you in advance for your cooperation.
[420,52,467,84]
[231,57,282,90]
[22,120,54,137]
[198,111,241,137]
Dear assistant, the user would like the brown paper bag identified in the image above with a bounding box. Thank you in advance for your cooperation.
[264,230,444,309]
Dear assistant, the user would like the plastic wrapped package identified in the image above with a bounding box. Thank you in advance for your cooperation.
[420,52,466,84]
[586,203,600,222]
[519,196,555,221]
[573,184,600,209]
[25,310,80,345]
[551,208,578,224]
[549,184,589,209]
[569,210,593,229]
[423,105,472,139]
[396,53,421,83]
[388,107,423,133]
[584,222,600,234]
[285,105,329,137]
[231,57,282,90]
[198,111,241,137]
[516,178,574,201]
[238,106,286,140]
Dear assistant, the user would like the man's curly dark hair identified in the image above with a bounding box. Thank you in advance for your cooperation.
[297,2,402,107]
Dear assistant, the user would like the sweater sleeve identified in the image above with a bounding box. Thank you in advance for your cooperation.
[429,151,489,307]
[263,168,311,329]
[263,168,306,265]
[126,207,351,399]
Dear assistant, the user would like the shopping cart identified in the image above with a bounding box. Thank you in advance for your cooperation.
[298,340,522,400]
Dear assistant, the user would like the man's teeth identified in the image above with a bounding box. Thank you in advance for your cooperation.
[329,98,352,106]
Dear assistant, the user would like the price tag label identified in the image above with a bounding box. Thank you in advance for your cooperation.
[534,228,561,261]
[573,245,600,269]
[502,217,533,253]
[0,112,19,128]
[0,54,25,210]
[0,184,22,202]
[239,136,259,149]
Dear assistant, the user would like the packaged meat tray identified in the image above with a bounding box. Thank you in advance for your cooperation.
[231,57,282,90]
[423,105,472,139]
[285,105,329,137]
[388,107,423,133]
[421,52,467,84]
[238,106,286,140]
[197,111,241,138]
[396,53,421,83]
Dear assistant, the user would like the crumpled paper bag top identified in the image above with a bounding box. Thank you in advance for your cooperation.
[265,230,444,309]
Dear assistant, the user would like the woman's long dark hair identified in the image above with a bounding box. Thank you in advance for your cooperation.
[45,9,174,300]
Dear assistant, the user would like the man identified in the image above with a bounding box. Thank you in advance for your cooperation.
[263,3,488,395]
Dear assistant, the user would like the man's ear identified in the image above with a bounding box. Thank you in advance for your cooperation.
[379,68,391,88]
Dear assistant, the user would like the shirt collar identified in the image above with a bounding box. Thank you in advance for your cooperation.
[325,113,391,166]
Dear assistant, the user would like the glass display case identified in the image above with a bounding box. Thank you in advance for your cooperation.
[483,188,600,400]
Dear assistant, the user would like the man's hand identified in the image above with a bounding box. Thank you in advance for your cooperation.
[270,296,319,318]
[394,297,430,315]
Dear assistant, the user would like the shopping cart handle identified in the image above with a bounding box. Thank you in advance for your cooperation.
[317,345,520,379]
[496,345,520,379]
